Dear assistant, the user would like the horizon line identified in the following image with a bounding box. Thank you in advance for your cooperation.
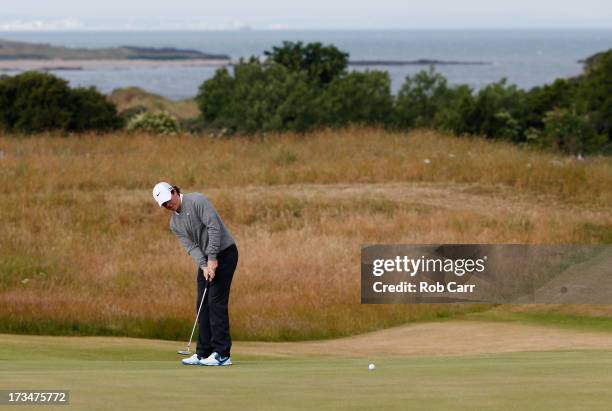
[1,27,612,32]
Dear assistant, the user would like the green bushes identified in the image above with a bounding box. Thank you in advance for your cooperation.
[69,87,124,132]
[198,63,320,133]
[196,42,392,134]
[127,111,180,135]
[322,71,393,127]
[0,71,122,134]
[263,41,349,86]
[527,108,606,154]
[3,44,611,155]
[392,66,472,130]
[576,50,612,139]
[524,78,577,131]
[0,71,72,133]
[462,79,527,142]
[119,105,148,123]
[196,42,612,154]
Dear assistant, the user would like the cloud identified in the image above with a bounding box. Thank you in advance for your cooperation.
[266,23,293,30]
[0,18,84,31]
[0,17,265,31]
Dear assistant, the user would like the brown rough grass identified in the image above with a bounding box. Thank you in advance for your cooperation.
[0,128,610,340]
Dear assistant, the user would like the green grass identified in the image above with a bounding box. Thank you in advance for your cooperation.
[2,335,612,410]
[466,310,612,333]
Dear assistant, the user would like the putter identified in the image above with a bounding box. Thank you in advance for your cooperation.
[178,279,209,356]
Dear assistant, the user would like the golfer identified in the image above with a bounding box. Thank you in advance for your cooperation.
[153,182,238,366]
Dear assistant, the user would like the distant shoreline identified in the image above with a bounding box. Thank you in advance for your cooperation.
[348,59,491,66]
[0,59,231,71]
[0,58,493,72]
[0,38,231,63]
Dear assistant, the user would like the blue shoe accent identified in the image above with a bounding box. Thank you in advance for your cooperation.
[199,352,233,366]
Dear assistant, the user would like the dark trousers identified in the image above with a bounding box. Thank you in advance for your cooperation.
[196,244,238,358]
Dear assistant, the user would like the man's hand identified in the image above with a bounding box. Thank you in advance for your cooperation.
[204,260,218,281]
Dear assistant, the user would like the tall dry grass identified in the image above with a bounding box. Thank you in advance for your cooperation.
[0,128,611,340]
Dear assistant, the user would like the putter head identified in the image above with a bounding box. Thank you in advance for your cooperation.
[177,349,192,356]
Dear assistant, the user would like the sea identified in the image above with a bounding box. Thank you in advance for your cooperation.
[1,30,611,100]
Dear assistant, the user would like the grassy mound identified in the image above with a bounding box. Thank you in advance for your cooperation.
[107,87,199,120]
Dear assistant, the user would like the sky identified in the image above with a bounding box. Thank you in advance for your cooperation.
[1,0,611,30]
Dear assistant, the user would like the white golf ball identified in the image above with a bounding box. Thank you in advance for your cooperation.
[368,363,376,370]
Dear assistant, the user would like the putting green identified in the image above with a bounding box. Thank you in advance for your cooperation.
[1,333,612,410]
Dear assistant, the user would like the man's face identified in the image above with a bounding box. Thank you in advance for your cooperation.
[162,190,181,212]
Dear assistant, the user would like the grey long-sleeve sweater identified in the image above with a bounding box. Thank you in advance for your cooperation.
[170,192,236,268]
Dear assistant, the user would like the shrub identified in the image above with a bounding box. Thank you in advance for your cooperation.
[69,87,124,132]
[263,41,349,86]
[393,66,472,130]
[127,111,180,135]
[198,43,393,133]
[576,49,612,142]
[394,67,448,128]
[197,62,321,133]
[461,78,528,142]
[524,78,578,130]
[179,117,207,135]
[0,71,122,134]
[0,72,73,133]
[321,70,393,127]
[197,67,236,129]
[195,42,611,154]
[432,85,475,133]
[527,108,607,154]
[119,105,148,123]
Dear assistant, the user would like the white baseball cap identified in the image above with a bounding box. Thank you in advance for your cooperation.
[152,181,173,207]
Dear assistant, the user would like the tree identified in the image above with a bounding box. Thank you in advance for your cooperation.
[321,70,393,127]
[0,71,73,133]
[69,87,123,132]
[527,108,606,154]
[196,61,321,133]
[433,84,475,134]
[0,71,122,134]
[197,67,237,129]
[263,41,349,86]
[576,49,612,142]
[462,78,528,142]
[394,67,460,129]
[524,78,578,130]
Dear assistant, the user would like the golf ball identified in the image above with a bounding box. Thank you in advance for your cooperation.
[368,363,376,370]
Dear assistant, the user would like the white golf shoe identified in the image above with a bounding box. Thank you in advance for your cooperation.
[181,354,202,366]
[198,352,232,366]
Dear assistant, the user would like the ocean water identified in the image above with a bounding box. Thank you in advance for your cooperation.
[1,30,611,100]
